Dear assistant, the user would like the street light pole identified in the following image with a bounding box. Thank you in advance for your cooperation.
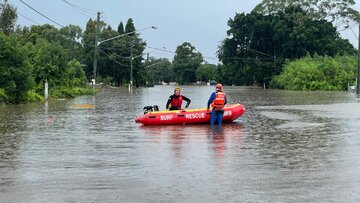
[146,52,149,87]
[93,12,101,90]
[130,41,134,91]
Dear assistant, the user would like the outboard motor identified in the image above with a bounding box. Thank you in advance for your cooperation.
[143,105,160,114]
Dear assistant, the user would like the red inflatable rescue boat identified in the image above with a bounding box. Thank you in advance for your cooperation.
[135,103,245,125]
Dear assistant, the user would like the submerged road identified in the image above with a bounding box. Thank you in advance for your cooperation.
[0,86,359,202]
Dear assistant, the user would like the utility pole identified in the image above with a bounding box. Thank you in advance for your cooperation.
[357,23,360,95]
[92,25,155,91]
[146,52,149,87]
[274,49,277,89]
[129,41,134,91]
[146,52,149,67]
[93,12,101,90]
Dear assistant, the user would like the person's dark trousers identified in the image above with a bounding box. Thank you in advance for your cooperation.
[210,110,224,126]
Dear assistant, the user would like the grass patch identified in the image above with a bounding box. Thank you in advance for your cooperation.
[25,90,45,102]
[0,89,7,103]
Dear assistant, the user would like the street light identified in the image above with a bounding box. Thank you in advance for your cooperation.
[92,12,156,90]
[94,25,157,89]
[98,26,157,45]
[344,23,360,95]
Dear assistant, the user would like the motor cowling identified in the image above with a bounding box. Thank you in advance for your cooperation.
[143,105,159,114]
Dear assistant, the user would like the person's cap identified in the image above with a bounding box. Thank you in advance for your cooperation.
[216,84,223,90]
[174,87,181,91]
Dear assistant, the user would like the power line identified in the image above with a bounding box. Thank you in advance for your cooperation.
[203,56,217,61]
[19,0,64,28]
[100,47,132,59]
[100,44,217,62]
[18,12,39,25]
[148,52,175,56]
[99,47,125,51]
[61,0,97,14]
[101,12,111,26]
[61,0,94,18]
[148,46,176,54]
[69,2,97,14]
[221,57,275,61]
[246,46,275,58]
[147,46,217,61]
[99,49,129,66]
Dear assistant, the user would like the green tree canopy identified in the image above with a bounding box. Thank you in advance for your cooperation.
[117,21,124,34]
[82,18,106,79]
[173,42,203,84]
[125,18,135,35]
[196,63,217,82]
[59,25,84,61]
[82,18,146,86]
[31,38,70,86]
[218,7,356,86]
[0,33,33,103]
[147,57,174,84]
[272,54,356,90]
[253,0,359,25]
[0,0,17,35]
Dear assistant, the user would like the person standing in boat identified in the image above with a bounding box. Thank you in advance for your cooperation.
[207,84,227,125]
[166,87,191,110]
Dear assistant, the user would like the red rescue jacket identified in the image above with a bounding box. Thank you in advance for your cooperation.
[171,95,183,109]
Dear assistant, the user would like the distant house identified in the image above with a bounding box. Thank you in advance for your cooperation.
[206,80,217,86]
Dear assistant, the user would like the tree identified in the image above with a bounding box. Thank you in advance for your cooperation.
[82,19,96,79]
[67,59,87,87]
[98,27,127,86]
[0,0,17,35]
[272,54,356,90]
[253,0,359,26]
[84,18,146,86]
[26,37,88,97]
[18,24,85,69]
[117,21,124,34]
[218,7,356,86]
[196,63,217,82]
[173,42,203,84]
[0,33,34,103]
[82,18,106,79]
[59,25,84,61]
[60,24,82,41]
[31,38,70,87]
[21,24,59,44]
[147,57,174,84]
[125,18,135,35]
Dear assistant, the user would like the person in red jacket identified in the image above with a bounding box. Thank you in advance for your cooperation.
[166,87,191,110]
[207,84,227,125]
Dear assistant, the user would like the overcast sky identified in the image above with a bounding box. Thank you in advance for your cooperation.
[11,0,360,63]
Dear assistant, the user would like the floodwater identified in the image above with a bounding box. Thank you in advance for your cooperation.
[0,86,360,202]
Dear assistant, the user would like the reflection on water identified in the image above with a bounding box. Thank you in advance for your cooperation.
[0,86,360,202]
[139,123,244,170]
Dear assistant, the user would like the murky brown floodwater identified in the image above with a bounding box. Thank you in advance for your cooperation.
[1,86,360,202]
